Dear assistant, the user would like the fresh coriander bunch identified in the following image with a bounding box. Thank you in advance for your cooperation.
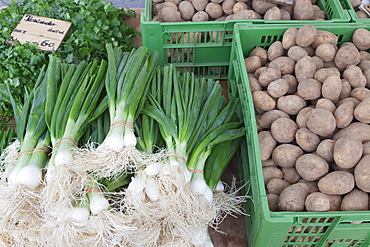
[0,0,138,116]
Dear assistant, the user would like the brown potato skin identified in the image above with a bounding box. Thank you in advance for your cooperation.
[318,171,355,195]
[343,65,367,88]
[334,101,355,129]
[354,155,370,192]
[278,183,309,211]
[268,57,296,75]
[282,167,301,184]
[263,166,283,185]
[296,107,313,128]
[295,56,316,83]
[282,27,298,50]
[295,153,329,181]
[259,130,277,161]
[311,30,339,49]
[272,143,303,168]
[305,192,330,212]
[252,91,276,112]
[277,95,307,115]
[267,178,291,195]
[333,122,370,143]
[244,56,262,73]
[322,75,342,102]
[249,47,268,66]
[352,28,370,51]
[258,110,290,129]
[333,136,363,169]
[258,67,281,87]
[295,25,318,47]
[295,128,320,152]
[334,45,361,72]
[315,44,336,62]
[297,78,322,101]
[340,188,369,211]
[354,98,370,123]
[271,118,298,143]
[268,41,284,61]
[314,67,340,83]
[306,108,336,137]
[267,79,289,98]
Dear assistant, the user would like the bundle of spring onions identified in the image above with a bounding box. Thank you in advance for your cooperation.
[0,65,50,246]
[121,64,247,246]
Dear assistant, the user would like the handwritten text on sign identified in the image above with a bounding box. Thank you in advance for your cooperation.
[7,14,72,52]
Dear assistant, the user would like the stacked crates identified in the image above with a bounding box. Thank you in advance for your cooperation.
[142,1,370,246]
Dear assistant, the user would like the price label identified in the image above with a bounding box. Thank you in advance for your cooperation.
[7,14,72,52]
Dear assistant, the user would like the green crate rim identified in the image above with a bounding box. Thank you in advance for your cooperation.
[229,23,370,247]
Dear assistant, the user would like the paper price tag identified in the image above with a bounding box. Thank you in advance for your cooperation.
[7,14,72,52]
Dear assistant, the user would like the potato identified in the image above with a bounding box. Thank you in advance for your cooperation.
[226,9,260,20]
[296,107,313,128]
[306,108,336,137]
[248,74,262,93]
[258,67,281,87]
[205,2,223,19]
[282,167,301,184]
[259,130,277,161]
[233,2,249,13]
[267,79,289,98]
[293,0,314,20]
[249,47,268,66]
[263,166,283,185]
[296,25,318,47]
[267,178,291,195]
[278,183,309,211]
[271,118,298,143]
[282,27,298,50]
[325,194,342,211]
[252,0,277,15]
[282,74,297,94]
[298,179,319,193]
[178,1,195,21]
[339,79,352,100]
[287,46,308,62]
[363,69,370,88]
[272,143,303,168]
[267,194,279,211]
[340,188,369,211]
[311,30,339,49]
[193,11,211,22]
[354,97,370,123]
[312,4,326,20]
[222,0,236,14]
[262,159,277,167]
[297,78,322,100]
[305,192,330,212]
[295,128,320,152]
[354,155,370,192]
[334,100,355,128]
[277,95,307,115]
[333,136,363,169]
[334,45,361,71]
[316,139,335,162]
[315,44,336,62]
[295,56,316,83]
[264,7,281,20]
[280,8,291,20]
[322,75,342,102]
[311,56,325,70]
[296,153,329,181]
[343,65,367,88]
[352,28,370,51]
[268,41,284,61]
[357,10,368,19]
[268,56,296,75]
[165,0,181,4]
[253,91,276,112]
[315,98,336,114]
[258,110,289,129]
[303,46,315,57]
[158,7,182,22]
[333,122,370,143]
[363,141,370,156]
[318,171,355,195]
[244,56,262,73]
[192,0,209,11]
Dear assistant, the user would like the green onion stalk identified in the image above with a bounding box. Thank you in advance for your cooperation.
[0,64,51,246]
[41,55,108,230]
[76,44,160,182]
[122,65,246,246]
[72,45,160,218]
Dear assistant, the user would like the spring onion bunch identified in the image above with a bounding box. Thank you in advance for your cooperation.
[0,64,50,246]
[122,64,246,246]
[75,44,160,183]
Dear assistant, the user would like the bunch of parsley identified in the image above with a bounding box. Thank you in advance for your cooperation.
[0,0,138,123]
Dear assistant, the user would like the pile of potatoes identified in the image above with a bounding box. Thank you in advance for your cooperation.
[152,0,326,22]
[245,25,370,212]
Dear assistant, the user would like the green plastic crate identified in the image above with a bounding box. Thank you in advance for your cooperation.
[141,0,350,79]
[228,23,370,247]
[340,0,370,23]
